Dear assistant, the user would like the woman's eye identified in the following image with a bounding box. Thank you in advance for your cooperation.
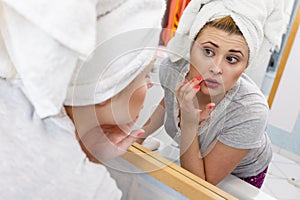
[203,49,214,57]
[227,56,238,64]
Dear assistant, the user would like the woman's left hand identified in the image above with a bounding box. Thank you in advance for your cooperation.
[78,122,144,163]
[175,76,214,127]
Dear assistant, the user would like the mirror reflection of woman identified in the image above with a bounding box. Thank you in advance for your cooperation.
[141,0,286,189]
[173,17,269,188]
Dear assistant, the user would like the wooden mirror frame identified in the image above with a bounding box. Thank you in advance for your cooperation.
[268,3,300,108]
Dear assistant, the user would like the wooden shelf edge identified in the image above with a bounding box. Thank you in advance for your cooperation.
[121,143,237,200]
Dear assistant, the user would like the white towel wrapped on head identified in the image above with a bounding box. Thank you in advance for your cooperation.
[0,0,166,117]
[2,0,97,58]
[167,0,287,69]
[65,0,166,106]
[0,0,97,118]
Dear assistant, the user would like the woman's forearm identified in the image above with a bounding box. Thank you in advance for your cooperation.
[180,124,206,180]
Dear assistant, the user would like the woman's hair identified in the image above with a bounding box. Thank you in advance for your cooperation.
[196,16,243,39]
[193,16,249,66]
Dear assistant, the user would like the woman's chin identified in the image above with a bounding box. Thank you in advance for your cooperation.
[101,113,141,132]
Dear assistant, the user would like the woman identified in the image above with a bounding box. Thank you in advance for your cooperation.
[65,57,156,163]
[0,56,154,199]
[142,0,285,188]
[168,16,271,188]
[0,0,165,199]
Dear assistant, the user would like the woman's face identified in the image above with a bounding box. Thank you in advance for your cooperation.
[189,26,249,99]
[96,61,154,127]
[65,61,154,163]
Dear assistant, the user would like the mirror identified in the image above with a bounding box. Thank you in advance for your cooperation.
[267,0,300,108]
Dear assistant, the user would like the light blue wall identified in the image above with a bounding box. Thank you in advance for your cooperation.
[268,111,300,155]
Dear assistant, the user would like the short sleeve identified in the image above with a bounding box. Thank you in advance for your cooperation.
[218,100,269,149]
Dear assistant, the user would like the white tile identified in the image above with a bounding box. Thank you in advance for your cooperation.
[217,175,277,200]
[263,175,284,192]
[272,152,296,164]
[264,152,300,199]
[267,162,286,179]
[272,144,281,154]
[274,162,300,181]
[264,177,300,199]
[260,184,276,199]
[280,148,300,164]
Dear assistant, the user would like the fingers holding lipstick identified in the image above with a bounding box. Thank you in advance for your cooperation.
[175,76,203,101]
[175,76,217,126]
[175,76,204,125]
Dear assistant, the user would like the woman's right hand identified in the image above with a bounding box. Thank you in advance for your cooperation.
[175,76,215,127]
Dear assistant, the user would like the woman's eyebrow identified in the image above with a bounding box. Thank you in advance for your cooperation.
[201,41,244,57]
[201,41,218,48]
[229,49,244,57]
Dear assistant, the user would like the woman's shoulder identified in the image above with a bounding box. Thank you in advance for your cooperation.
[234,73,268,105]
[218,74,269,135]
[224,73,269,118]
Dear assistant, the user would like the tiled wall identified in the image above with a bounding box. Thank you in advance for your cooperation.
[268,111,300,158]
[264,1,300,162]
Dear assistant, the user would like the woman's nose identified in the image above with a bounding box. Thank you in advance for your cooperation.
[209,59,223,74]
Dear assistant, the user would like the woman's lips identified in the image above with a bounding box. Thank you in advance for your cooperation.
[204,78,220,89]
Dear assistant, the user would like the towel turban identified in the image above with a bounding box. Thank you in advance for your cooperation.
[0,0,165,118]
[65,0,166,106]
[167,0,286,69]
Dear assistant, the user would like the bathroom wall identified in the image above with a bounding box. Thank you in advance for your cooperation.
[267,2,300,159]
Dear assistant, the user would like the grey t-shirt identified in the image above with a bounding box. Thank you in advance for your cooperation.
[159,58,272,178]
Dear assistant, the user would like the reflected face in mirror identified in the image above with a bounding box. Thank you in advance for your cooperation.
[63,61,154,163]
[95,61,154,128]
[189,26,249,98]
